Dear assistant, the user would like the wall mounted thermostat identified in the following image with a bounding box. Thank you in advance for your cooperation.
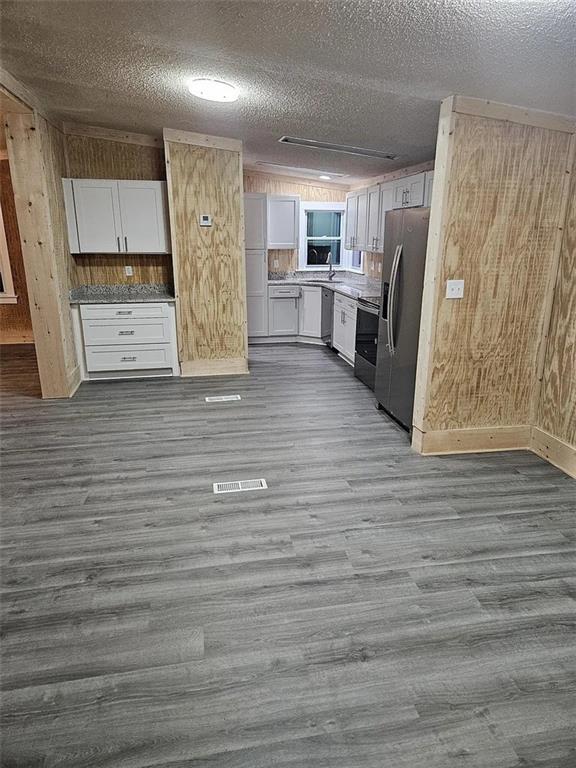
[200,214,212,227]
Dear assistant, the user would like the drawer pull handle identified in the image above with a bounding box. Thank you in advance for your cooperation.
[121,356,137,362]
[116,311,133,315]
[118,330,135,335]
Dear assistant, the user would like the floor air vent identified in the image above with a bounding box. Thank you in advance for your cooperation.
[213,478,268,494]
[205,395,241,402]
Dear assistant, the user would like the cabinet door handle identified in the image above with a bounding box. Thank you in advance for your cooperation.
[124,236,128,252]
[121,356,137,362]
[342,310,346,325]
[116,310,133,315]
[117,236,121,252]
[118,330,135,335]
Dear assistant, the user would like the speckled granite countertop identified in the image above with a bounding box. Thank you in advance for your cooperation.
[70,284,175,304]
[268,274,381,302]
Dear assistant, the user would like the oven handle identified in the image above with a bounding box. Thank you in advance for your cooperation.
[357,300,379,315]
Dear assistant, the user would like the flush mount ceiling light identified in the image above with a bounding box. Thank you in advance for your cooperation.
[188,78,239,103]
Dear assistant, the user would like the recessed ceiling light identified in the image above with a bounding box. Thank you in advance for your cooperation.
[188,78,239,103]
[319,175,331,180]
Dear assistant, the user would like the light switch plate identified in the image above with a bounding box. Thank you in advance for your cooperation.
[446,279,464,299]
[125,265,133,276]
[273,259,279,268]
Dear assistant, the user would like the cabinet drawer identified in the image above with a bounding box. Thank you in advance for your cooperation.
[80,303,170,320]
[82,317,171,346]
[334,293,357,314]
[269,285,301,298]
[85,344,172,372]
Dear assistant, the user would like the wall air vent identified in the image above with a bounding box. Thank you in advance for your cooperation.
[278,136,398,161]
[205,395,241,402]
[213,479,268,494]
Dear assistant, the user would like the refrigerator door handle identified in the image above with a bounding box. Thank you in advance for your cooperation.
[388,243,403,355]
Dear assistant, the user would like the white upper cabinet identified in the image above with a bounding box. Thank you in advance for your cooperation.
[425,171,434,208]
[63,179,170,254]
[72,179,123,254]
[268,195,299,249]
[355,189,368,251]
[344,192,359,249]
[366,185,381,252]
[378,182,395,248]
[117,181,169,253]
[244,193,267,250]
[392,172,426,208]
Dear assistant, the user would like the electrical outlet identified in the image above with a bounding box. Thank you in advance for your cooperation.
[125,265,133,277]
[446,279,464,299]
[273,259,279,268]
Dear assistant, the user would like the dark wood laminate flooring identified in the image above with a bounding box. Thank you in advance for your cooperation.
[1,342,575,768]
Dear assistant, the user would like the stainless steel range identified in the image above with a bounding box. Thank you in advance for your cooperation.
[354,295,380,390]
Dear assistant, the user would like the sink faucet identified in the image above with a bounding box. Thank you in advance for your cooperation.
[327,250,336,282]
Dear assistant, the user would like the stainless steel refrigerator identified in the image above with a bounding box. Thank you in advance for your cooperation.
[374,207,430,431]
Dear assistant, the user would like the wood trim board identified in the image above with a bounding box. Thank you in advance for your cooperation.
[530,427,576,479]
[63,122,162,147]
[452,96,575,133]
[412,425,532,455]
[163,128,242,153]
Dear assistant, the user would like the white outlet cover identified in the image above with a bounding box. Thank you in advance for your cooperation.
[273,259,279,268]
[446,279,464,299]
[125,265,133,276]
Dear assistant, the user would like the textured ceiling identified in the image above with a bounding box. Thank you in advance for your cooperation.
[1,0,575,181]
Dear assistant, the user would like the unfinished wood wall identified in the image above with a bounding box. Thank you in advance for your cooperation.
[65,134,165,180]
[413,96,575,475]
[244,171,346,273]
[0,158,33,343]
[534,152,576,472]
[166,136,247,376]
[64,130,173,287]
[5,112,79,397]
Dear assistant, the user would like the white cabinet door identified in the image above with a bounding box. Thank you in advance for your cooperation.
[332,306,346,353]
[118,181,169,253]
[268,196,299,248]
[392,179,407,209]
[344,193,358,249]
[355,189,368,251]
[404,173,425,207]
[244,193,267,250]
[299,286,322,337]
[378,182,394,248]
[343,307,357,362]
[245,250,268,337]
[366,185,381,252]
[269,297,299,335]
[62,179,80,253]
[425,171,434,207]
[73,179,123,253]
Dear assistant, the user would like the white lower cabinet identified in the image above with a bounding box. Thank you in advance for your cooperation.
[246,250,268,337]
[268,285,300,336]
[74,302,179,379]
[332,294,357,364]
[298,286,322,337]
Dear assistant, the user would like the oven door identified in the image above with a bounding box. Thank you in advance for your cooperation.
[354,301,379,389]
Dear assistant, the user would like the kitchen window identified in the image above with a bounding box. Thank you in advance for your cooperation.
[299,202,362,272]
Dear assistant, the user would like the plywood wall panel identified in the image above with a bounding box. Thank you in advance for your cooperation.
[167,140,247,373]
[537,156,576,446]
[66,135,165,180]
[0,158,33,343]
[72,254,172,288]
[421,114,571,431]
